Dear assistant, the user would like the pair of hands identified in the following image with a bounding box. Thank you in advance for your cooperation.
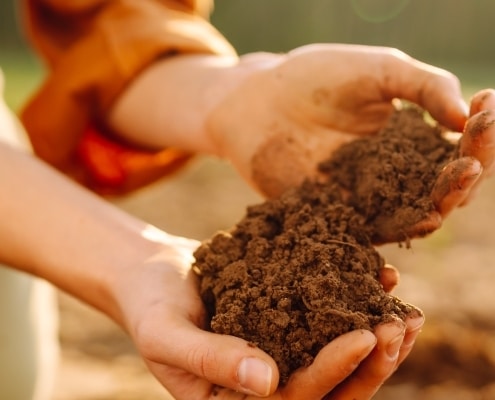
[112,236,423,400]
[107,44,495,399]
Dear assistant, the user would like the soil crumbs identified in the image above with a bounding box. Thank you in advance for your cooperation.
[193,106,458,385]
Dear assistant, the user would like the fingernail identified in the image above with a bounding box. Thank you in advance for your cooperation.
[237,357,272,396]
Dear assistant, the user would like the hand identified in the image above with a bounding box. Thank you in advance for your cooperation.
[111,232,422,400]
[206,44,494,242]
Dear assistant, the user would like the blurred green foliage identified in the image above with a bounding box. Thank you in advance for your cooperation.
[0,1,25,49]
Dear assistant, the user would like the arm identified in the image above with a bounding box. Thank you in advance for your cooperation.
[20,0,236,193]
[0,139,161,321]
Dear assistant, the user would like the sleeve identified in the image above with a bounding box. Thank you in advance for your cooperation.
[19,0,236,195]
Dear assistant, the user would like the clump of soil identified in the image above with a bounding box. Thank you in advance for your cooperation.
[193,106,458,385]
[320,107,457,244]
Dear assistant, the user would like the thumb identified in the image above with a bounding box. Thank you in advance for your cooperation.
[154,322,279,396]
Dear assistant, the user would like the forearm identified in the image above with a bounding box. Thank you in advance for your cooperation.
[0,141,166,324]
[106,52,283,155]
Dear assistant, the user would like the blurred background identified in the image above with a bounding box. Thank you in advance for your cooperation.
[1,1,495,399]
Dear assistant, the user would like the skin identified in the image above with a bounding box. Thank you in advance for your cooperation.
[108,44,495,244]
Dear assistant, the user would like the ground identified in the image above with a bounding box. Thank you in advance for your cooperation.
[51,155,495,400]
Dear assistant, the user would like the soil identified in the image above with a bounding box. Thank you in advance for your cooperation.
[193,106,456,385]
[52,150,495,400]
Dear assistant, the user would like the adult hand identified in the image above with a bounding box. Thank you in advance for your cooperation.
[206,44,495,243]
[112,233,422,400]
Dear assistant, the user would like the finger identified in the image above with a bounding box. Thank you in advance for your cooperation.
[460,108,495,175]
[282,330,377,400]
[469,88,495,116]
[397,311,425,365]
[381,50,468,132]
[379,264,400,293]
[141,320,279,397]
[430,156,482,215]
[326,320,405,400]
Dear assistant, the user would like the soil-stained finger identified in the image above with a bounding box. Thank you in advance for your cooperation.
[460,109,495,175]
[469,88,495,116]
[284,330,377,400]
[326,320,406,400]
[431,157,481,216]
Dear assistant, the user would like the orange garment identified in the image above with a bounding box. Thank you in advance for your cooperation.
[20,0,236,195]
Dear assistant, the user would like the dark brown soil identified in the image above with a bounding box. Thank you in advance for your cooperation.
[193,106,457,385]
[320,107,456,244]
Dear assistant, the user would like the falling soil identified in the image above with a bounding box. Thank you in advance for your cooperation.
[193,106,458,385]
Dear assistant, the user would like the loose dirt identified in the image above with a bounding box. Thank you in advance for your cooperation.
[193,106,457,385]
[53,141,495,400]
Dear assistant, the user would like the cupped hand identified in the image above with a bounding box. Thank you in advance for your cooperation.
[110,230,421,400]
[207,44,494,243]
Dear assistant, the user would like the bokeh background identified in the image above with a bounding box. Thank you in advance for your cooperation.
[1,1,495,399]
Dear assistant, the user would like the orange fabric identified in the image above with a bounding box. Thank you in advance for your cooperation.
[19,0,236,195]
